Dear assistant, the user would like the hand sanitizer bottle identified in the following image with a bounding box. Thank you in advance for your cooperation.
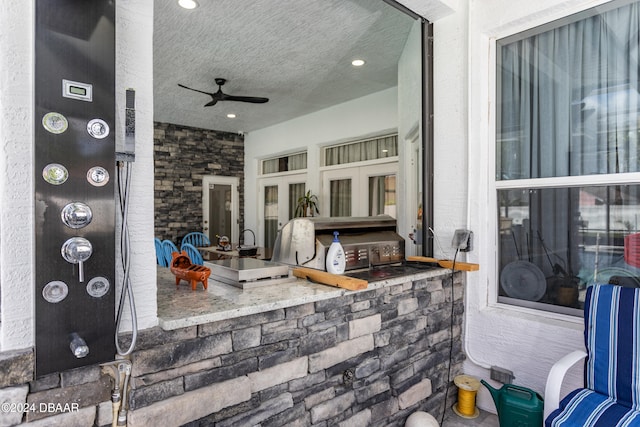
[325,231,346,274]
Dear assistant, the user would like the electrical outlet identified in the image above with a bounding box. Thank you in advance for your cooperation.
[452,229,473,252]
[490,365,515,384]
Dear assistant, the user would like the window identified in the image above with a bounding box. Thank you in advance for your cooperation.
[322,153,398,218]
[262,152,307,174]
[322,134,398,218]
[326,172,398,218]
[369,175,396,217]
[324,134,398,166]
[496,0,640,315]
[264,185,279,251]
[259,174,307,251]
[260,152,308,249]
[330,179,352,217]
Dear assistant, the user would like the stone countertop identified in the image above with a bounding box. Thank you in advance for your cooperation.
[157,265,450,330]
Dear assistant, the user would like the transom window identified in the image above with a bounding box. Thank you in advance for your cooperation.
[496,0,640,315]
[261,152,307,174]
[324,134,398,166]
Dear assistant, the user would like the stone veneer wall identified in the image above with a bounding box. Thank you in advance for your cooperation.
[0,271,463,426]
[154,122,245,243]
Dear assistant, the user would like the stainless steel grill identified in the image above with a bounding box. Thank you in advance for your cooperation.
[271,215,405,271]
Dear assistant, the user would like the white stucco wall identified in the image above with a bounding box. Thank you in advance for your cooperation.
[114,1,158,333]
[0,1,35,350]
[0,1,157,351]
[447,0,615,412]
[431,2,471,257]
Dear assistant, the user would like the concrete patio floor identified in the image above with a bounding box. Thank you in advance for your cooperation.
[442,407,499,427]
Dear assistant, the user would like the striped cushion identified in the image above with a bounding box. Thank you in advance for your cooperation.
[584,284,640,409]
[547,284,640,426]
[548,389,640,426]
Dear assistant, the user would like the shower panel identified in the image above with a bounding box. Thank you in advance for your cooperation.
[34,0,116,376]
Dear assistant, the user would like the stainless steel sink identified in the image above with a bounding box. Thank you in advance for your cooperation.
[204,258,295,289]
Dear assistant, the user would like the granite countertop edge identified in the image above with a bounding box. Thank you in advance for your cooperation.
[157,266,451,330]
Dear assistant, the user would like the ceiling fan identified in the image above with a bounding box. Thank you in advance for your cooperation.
[178,78,269,107]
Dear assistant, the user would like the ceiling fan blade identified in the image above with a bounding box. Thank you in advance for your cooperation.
[180,80,269,107]
[222,94,269,104]
[177,83,215,97]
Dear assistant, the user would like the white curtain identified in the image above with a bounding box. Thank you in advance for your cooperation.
[289,183,305,219]
[262,152,307,174]
[369,175,396,217]
[264,186,279,250]
[498,2,640,180]
[330,179,351,217]
[497,2,640,306]
[326,135,398,166]
[288,153,307,170]
[262,158,279,174]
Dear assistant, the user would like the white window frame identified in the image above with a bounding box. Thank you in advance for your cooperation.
[257,173,307,247]
[322,133,398,167]
[260,151,307,175]
[488,0,640,318]
[321,160,398,218]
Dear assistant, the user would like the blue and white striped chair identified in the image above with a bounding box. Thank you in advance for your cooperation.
[544,283,640,426]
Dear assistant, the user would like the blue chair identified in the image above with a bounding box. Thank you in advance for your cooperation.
[161,240,179,267]
[181,242,204,265]
[154,237,167,267]
[544,283,640,426]
[181,232,211,248]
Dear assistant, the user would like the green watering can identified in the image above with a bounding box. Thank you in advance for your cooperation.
[481,380,544,427]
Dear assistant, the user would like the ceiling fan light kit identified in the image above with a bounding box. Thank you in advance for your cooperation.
[178,78,269,107]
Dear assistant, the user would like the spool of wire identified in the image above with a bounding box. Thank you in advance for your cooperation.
[453,375,481,419]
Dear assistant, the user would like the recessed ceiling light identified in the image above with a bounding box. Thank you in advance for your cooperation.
[178,0,198,9]
[226,113,236,119]
[351,59,366,67]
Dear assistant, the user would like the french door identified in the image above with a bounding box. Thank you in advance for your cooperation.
[259,174,307,251]
[202,176,238,245]
[322,162,398,218]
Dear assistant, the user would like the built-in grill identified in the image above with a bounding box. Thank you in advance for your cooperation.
[271,216,405,272]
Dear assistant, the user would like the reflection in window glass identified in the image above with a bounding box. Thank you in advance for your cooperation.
[498,185,640,315]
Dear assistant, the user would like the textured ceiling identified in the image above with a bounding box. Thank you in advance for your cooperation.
[153,0,415,133]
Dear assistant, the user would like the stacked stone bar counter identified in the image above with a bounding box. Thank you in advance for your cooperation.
[0,267,464,426]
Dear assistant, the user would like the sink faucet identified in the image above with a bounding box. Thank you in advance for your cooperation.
[241,229,256,246]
